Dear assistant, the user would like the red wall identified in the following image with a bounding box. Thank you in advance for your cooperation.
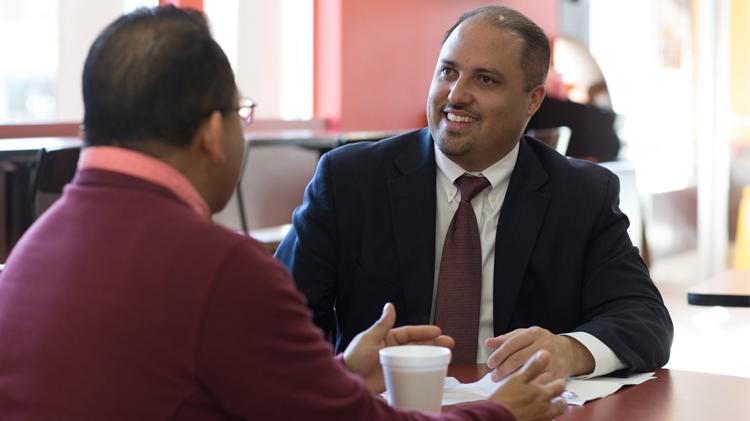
[314,0,559,131]
[159,0,203,10]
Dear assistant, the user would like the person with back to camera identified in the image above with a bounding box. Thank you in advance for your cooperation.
[0,5,566,421]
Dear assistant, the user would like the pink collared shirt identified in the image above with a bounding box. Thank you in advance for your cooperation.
[78,146,210,218]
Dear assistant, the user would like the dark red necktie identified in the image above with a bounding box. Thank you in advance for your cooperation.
[434,174,490,363]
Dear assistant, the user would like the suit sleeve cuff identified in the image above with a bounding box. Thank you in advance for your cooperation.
[561,331,627,378]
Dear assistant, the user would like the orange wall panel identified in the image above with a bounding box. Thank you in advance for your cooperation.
[159,0,203,11]
[315,0,559,131]
[314,0,343,127]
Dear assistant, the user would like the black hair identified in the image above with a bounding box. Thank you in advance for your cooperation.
[82,5,236,147]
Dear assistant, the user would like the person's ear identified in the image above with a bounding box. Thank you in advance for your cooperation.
[526,84,546,117]
[197,110,226,164]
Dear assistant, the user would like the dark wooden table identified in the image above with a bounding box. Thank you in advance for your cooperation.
[447,365,750,420]
[688,270,750,307]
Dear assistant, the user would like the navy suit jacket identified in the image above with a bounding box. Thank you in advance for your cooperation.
[276,128,672,375]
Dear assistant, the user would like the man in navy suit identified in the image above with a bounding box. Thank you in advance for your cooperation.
[276,6,672,381]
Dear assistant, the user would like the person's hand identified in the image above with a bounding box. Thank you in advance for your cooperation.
[343,303,454,393]
[485,326,594,384]
[489,350,568,421]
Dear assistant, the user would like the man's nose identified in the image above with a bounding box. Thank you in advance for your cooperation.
[447,77,472,105]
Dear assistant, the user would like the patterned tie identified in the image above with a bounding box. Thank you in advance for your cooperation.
[434,174,490,363]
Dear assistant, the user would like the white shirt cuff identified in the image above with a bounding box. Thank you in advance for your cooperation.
[561,332,627,378]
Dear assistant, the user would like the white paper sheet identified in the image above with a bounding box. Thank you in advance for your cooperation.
[382,372,656,406]
[563,372,656,405]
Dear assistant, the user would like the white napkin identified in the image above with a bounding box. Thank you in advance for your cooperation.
[441,374,496,405]
[383,372,656,407]
[562,372,655,405]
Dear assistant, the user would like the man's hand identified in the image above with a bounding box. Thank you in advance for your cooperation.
[485,326,594,384]
[490,350,568,421]
[343,303,454,393]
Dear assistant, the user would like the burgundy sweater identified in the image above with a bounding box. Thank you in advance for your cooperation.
[0,169,512,420]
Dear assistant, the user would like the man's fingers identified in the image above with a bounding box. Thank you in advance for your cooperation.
[485,335,506,349]
[549,396,568,418]
[389,332,454,348]
[484,328,524,349]
[432,334,455,348]
[490,345,536,382]
[368,302,396,337]
[540,378,567,400]
[437,335,455,348]
[487,331,535,369]
[513,350,550,383]
[388,325,441,345]
[532,371,554,386]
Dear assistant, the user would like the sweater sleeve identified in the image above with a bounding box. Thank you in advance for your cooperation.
[195,239,513,421]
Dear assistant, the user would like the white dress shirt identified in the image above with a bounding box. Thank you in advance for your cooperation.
[431,142,626,377]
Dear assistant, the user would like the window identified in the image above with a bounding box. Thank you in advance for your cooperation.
[589,0,694,193]
[0,0,312,125]
[0,1,59,123]
[204,0,313,120]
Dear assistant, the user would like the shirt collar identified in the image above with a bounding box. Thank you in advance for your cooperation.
[434,141,519,200]
[78,146,210,218]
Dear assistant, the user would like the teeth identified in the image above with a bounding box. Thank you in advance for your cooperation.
[447,112,476,123]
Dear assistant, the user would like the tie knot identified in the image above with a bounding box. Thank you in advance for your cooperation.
[456,175,490,202]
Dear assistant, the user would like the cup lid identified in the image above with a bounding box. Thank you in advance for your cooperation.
[379,345,452,368]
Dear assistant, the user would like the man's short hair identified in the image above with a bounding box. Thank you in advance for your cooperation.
[82,6,236,147]
[443,6,550,91]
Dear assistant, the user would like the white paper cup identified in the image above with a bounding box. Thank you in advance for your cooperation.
[379,345,452,413]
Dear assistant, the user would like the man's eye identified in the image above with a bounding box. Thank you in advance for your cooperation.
[440,67,455,77]
[478,75,496,85]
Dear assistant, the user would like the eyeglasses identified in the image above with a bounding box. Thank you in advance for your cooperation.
[235,97,256,128]
[197,97,256,128]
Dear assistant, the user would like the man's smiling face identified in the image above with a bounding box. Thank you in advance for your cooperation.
[426,16,545,172]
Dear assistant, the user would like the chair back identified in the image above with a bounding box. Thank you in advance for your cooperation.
[28,147,81,221]
[528,126,571,155]
[213,144,319,233]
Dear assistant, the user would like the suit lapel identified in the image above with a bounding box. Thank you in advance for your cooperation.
[493,137,550,334]
[387,129,437,325]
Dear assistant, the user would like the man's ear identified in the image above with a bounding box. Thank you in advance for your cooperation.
[197,110,226,164]
[526,84,546,117]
